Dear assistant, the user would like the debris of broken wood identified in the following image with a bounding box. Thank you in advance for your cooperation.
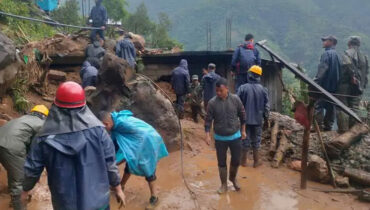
[271,131,290,168]
[343,168,370,187]
[326,123,369,159]
[269,121,279,158]
[307,155,331,184]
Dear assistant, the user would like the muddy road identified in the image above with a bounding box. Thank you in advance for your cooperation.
[0,120,369,210]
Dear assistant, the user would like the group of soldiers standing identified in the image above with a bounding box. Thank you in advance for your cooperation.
[314,35,369,133]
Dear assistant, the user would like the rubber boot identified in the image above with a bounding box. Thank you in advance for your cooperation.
[11,195,26,210]
[229,166,241,191]
[253,149,262,168]
[240,150,247,167]
[217,167,228,194]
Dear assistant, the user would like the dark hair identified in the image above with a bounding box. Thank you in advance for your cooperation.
[216,77,228,88]
[86,57,101,70]
[245,34,254,41]
[97,110,111,121]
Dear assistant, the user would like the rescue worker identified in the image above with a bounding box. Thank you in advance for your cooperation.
[98,110,169,209]
[21,82,125,210]
[116,33,137,68]
[80,57,100,88]
[85,37,105,61]
[314,35,341,131]
[237,65,270,168]
[337,36,369,133]
[88,0,108,42]
[188,75,203,123]
[205,78,246,194]
[201,63,221,110]
[231,34,261,90]
[0,105,48,210]
[171,59,190,119]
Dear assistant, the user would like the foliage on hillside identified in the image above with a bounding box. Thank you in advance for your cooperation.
[127,0,370,77]
[0,0,56,44]
[50,0,83,33]
[124,3,182,49]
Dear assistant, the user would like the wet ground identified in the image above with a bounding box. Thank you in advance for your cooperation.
[1,147,369,210]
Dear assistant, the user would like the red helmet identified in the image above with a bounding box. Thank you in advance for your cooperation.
[54,81,86,108]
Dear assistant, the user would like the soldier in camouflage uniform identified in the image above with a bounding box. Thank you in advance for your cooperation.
[337,36,369,133]
[188,75,204,123]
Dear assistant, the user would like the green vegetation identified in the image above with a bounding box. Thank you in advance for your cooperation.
[124,3,182,49]
[51,0,83,33]
[103,0,129,21]
[127,0,370,75]
[0,0,56,44]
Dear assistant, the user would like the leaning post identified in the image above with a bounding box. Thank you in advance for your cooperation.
[300,101,315,189]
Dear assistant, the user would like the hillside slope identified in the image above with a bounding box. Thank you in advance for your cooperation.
[127,0,370,76]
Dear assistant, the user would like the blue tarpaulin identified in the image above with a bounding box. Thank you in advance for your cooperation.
[111,110,169,177]
[36,0,58,12]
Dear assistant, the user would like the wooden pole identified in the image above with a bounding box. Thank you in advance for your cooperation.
[313,119,337,188]
[300,102,314,189]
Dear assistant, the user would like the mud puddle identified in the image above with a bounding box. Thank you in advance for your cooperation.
[1,147,369,210]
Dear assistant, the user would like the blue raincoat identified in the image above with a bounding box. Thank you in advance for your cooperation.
[23,105,120,210]
[36,0,58,12]
[111,110,169,177]
[171,59,190,96]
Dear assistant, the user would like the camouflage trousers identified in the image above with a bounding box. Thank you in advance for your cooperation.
[336,83,361,133]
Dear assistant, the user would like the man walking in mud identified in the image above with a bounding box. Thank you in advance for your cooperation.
[237,65,269,168]
[88,0,108,43]
[205,78,246,194]
[171,59,190,119]
[21,81,125,210]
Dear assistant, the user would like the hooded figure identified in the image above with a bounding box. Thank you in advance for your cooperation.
[89,0,107,42]
[237,66,269,168]
[85,40,105,61]
[231,34,261,90]
[171,59,190,118]
[22,82,125,210]
[80,58,99,88]
[115,34,137,68]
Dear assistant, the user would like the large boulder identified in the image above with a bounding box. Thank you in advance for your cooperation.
[0,32,16,69]
[128,77,180,150]
[0,32,19,98]
[87,53,180,150]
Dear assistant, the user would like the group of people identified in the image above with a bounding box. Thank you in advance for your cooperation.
[0,88,167,209]
[314,35,369,133]
[170,33,269,194]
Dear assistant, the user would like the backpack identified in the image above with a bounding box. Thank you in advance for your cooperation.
[345,50,369,95]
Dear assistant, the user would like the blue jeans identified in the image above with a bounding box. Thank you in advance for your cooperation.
[235,73,249,91]
[242,125,262,150]
[176,94,185,113]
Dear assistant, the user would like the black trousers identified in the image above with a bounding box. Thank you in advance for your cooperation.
[215,139,241,168]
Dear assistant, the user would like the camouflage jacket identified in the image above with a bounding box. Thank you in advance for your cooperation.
[188,83,203,105]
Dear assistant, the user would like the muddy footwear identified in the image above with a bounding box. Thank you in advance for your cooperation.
[11,195,26,210]
[217,167,228,194]
[240,150,247,167]
[145,196,159,210]
[253,149,262,168]
[229,166,241,191]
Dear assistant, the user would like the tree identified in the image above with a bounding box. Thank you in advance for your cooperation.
[124,3,155,36]
[151,13,182,49]
[51,0,81,26]
[102,0,128,22]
